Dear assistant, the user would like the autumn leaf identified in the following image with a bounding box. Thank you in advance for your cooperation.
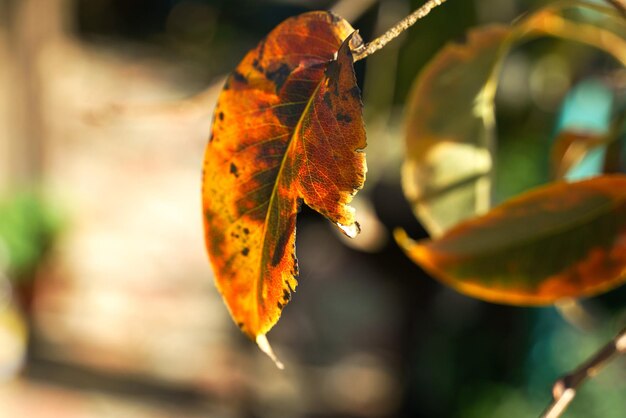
[402,2,626,238]
[551,78,624,180]
[202,12,366,365]
[551,130,608,180]
[402,25,509,238]
[396,175,626,305]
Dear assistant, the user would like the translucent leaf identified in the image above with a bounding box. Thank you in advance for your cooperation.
[202,12,366,356]
[396,175,626,305]
[403,2,626,237]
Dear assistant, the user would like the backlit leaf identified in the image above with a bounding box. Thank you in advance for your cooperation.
[396,175,626,305]
[551,79,615,180]
[402,25,508,237]
[551,130,609,180]
[403,2,626,237]
[202,12,366,360]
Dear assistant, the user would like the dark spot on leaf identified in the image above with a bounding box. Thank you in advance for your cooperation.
[230,162,239,177]
[305,19,324,37]
[271,226,292,266]
[251,165,281,186]
[274,101,306,126]
[348,85,361,100]
[232,71,247,83]
[266,63,291,91]
[336,113,352,123]
[252,58,263,72]
[218,112,224,121]
[283,289,291,302]
[241,247,250,256]
[325,60,340,95]
[237,322,244,329]
[207,226,224,259]
[277,302,283,309]
[243,228,250,235]
[330,13,341,23]
[323,91,333,109]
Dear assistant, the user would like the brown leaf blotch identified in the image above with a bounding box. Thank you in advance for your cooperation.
[336,113,352,123]
[266,63,291,91]
[229,162,239,177]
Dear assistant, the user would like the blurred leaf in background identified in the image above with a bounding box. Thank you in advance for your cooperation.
[0,192,64,284]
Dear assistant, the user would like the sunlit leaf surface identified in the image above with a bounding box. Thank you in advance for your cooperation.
[396,175,626,305]
[202,12,366,355]
[403,2,626,237]
[402,25,508,237]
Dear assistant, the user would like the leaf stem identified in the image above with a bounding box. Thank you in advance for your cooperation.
[352,0,448,62]
[540,328,626,418]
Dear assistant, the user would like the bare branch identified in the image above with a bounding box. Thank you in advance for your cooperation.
[540,328,626,418]
[352,0,448,62]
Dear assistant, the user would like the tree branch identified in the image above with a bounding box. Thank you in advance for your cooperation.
[352,0,448,62]
[540,328,626,418]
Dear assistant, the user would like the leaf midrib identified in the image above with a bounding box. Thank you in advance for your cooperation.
[252,74,326,327]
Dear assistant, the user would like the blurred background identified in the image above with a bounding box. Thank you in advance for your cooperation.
[0,0,624,417]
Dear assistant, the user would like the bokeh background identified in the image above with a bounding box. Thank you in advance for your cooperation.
[0,0,624,417]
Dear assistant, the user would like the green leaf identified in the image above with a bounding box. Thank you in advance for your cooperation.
[402,1,626,237]
[402,25,508,237]
[396,175,626,305]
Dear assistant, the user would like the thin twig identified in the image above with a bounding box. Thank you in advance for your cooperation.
[540,328,626,418]
[352,0,448,62]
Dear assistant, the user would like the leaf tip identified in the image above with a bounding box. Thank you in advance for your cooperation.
[393,228,430,263]
[392,228,412,248]
[337,221,360,238]
[256,334,285,370]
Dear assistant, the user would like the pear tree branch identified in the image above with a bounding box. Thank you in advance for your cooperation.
[352,0,448,62]
[540,328,626,418]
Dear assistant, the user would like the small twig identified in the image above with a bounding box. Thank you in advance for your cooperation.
[352,0,448,62]
[540,328,626,418]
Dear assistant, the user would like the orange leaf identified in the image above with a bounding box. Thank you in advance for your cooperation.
[202,12,366,357]
[550,130,608,180]
[396,175,626,305]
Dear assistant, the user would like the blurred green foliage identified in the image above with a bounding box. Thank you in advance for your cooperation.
[0,192,64,283]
